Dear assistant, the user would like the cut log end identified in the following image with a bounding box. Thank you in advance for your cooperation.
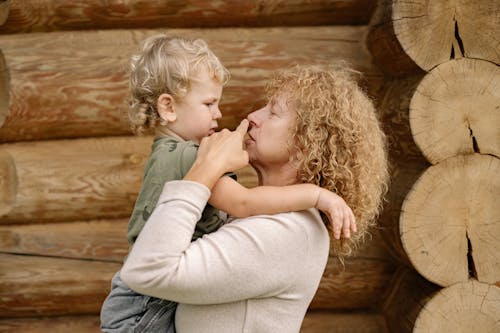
[393,0,500,70]
[401,154,500,286]
[0,149,16,216]
[0,49,9,128]
[410,59,500,164]
[414,280,500,332]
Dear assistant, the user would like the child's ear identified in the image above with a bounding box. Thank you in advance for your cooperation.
[157,93,177,123]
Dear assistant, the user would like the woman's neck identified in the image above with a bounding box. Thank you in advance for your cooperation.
[252,162,299,186]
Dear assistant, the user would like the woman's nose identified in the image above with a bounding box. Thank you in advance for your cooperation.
[247,108,262,126]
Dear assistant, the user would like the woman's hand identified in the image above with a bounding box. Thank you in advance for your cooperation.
[184,120,249,189]
[316,189,357,239]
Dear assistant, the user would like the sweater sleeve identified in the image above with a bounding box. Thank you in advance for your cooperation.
[121,180,320,305]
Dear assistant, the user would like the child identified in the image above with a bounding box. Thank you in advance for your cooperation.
[100,35,356,332]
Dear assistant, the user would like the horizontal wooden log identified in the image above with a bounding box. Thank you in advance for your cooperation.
[310,233,397,310]
[365,0,424,77]
[0,233,396,316]
[366,0,499,76]
[413,280,500,333]
[376,76,431,265]
[0,0,9,26]
[401,154,500,287]
[0,0,376,34]
[0,27,383,142]
[0,219,129,262]
[392,0,500,70]
[0,49,8,128]
[0,315,101,333]
[382,268,440,333]
[0,133,259,224]
[0,253,121,318]
[301,311,388,333]
[0,311,388,333]
[410,58,500,163]
[0,149,16,216]
[0,136,151,224]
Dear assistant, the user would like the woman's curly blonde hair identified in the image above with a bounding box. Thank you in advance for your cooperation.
[266,64,389,259]
[129,35,230,134]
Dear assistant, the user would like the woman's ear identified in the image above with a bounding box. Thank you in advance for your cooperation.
[157,93,177,123]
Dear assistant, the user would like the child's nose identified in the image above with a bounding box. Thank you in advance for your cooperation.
[213,106,222,119]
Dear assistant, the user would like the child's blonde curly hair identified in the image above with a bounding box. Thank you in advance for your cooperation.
[266,64,389,259]
[129,35,230,134]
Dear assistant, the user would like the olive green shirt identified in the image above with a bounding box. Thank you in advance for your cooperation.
[127,136,227,245]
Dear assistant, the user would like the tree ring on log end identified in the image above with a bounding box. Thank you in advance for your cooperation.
[393,0,500,70]
[400,154,500,286]
[0,149,17,216]
[414,280,500,332]
[410,59,500,164]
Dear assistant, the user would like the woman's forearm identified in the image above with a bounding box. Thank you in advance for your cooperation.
[120,181,210,297]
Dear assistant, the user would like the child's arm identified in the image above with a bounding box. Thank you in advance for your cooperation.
[209,176,356,239]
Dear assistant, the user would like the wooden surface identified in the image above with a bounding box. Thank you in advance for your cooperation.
[382,268,439,333]
[410,58,500,164]
[366,0,424,77]
[0,0,9,26]
[414,280,500,332]
[0,311,388,333]
[0,230,396,316]
[0,26,383,142]
[0,49,8,128]
[400,154,500,287]
[0,253,121,318]
[0,136,151,224]
[393,0,500,70]
[0,0,376,33]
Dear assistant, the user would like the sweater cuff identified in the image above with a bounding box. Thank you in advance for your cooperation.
[157,180,211,208]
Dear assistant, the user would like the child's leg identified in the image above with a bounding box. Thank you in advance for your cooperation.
[101,271,177,332]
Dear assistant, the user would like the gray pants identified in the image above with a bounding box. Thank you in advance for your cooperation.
[101,271,176,333]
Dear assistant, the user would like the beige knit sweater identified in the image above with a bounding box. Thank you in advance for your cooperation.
[121,180,330,333]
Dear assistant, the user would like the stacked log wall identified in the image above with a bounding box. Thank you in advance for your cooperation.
[0,1,399,331]
[367,0,500,331]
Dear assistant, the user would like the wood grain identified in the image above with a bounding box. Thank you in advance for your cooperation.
[0,136,151,224]
[0,234,396,316]
[0,0,376,33]
[0,26,383,142]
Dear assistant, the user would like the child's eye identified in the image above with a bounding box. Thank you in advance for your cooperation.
[205,103,214,107]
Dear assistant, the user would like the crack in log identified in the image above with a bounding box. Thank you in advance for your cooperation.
[466,232,477,279]
[468,124,480,153]
[451,20,465,59]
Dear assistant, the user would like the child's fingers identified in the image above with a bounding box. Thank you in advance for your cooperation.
[342,212,351,239]
[332,210,344,240]
[350,210,357,233]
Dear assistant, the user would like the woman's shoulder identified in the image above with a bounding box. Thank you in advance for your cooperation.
[228,209,329,246]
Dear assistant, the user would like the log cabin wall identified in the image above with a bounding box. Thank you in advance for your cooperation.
[367,0,500,332]
[4,0,496,332]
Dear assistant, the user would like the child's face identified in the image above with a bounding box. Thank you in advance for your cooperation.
[171,67,223,144]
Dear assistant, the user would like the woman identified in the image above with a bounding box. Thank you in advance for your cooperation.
[121,64,389,332]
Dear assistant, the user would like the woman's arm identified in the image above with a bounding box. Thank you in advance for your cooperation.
[120,180,323,304]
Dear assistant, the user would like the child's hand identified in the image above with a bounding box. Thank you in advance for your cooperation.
[316,189,356,240]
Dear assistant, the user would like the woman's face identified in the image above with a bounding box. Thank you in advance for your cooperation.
[245,94,296,170]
